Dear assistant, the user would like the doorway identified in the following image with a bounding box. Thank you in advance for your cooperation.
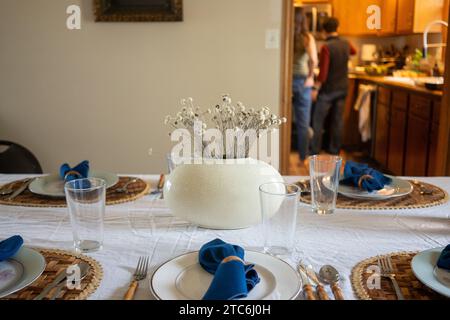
[278,0,450,176]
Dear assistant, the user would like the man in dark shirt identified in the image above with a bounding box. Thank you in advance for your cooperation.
[311,17,357,155]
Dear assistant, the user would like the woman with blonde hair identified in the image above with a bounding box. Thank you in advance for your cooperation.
[292,8,318,164]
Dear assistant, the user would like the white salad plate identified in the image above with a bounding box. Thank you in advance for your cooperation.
[0,247,46,298]
[150,251,301,300]
[29,171,119,197]
[411,247,450,298]
[338,176,413,200]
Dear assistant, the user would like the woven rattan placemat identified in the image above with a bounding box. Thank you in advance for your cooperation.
[0,176,150,208]
[298,180,448,210]
[351,252,447,300]
[2,248,103,300]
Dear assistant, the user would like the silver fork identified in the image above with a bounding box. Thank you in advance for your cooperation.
[378,256,405,300]
[114,178,138,194]
[124,256,149,300]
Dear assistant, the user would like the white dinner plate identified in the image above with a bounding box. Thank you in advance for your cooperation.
[150,251,301,300]
[29,171,119,197]
[338,176,413,200]
[0,247,46,298]
[411,247,450,298]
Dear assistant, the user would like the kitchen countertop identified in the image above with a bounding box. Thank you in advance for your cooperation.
[349,73,443,97]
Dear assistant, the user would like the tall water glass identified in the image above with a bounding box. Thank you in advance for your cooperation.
[65,178,106,252]
[259,182,300,257]
[309,155,342,215]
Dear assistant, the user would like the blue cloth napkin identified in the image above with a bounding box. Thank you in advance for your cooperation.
[341,161,392,192]
[199,239,260,300]
[60,160,91,189]
[60,160,90,182]
[437,245,450,270]
[0,235,23,261]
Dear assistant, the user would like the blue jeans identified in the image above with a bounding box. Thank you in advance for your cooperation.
[292,76,312,161]
[311,90,347,155]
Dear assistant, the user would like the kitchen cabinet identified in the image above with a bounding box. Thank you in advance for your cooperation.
[295,0,330,3]
[373,87,391,167]
[387,92,408,175]
[332,0,397,36]
[404,114,430,176]
[404,94,432,176]
[332,0,445,36]
[397,0,445,34]
[350,75,442,176]
[427,100,441,175]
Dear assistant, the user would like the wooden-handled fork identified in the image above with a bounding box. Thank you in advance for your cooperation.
[124,256,149,300]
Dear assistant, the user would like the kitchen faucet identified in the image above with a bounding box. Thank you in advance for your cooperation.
[423,20,448,58]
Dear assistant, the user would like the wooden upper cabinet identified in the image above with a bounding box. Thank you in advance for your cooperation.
[397,0,445,34]
[295,0,330,3]
[332,0,445,36]
[396,0,415,33]
[332,0,397,36]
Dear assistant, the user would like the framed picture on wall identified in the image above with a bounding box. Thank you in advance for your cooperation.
[94,0,183,22]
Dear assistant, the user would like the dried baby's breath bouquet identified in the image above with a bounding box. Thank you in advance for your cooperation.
[165,95,286,159]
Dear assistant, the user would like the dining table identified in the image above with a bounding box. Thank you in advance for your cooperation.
[0,174,449,300]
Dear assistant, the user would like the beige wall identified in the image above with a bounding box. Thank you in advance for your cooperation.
[0,0,283,174]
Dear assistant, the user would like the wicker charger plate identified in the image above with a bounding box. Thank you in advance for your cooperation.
[0,176,150,208]
[2,248,103,300]
[351,252,447,300]
[297,180,448,210]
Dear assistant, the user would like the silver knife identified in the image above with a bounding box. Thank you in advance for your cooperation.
[7,178,33,201]
[49,262,90,300]
[33,270,68,300]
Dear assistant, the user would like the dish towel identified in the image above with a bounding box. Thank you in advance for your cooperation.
[0,235,23,261]
[341,161,392,192]
[199,238,260,300]
[437,245,450,270]
[354,84,376,143]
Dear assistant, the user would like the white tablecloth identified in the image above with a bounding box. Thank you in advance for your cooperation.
[0,174,449,300]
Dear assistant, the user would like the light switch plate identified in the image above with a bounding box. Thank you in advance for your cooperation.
[265,29,280,49]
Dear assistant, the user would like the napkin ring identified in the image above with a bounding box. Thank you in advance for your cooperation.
[221,256,244,264]
[358,174,373,189]
[64,170,83,180]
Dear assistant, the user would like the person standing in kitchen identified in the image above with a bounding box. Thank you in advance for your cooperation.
[310,17,356,156]
[292,7,318,166]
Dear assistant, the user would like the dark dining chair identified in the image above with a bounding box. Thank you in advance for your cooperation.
[0,141,43,174]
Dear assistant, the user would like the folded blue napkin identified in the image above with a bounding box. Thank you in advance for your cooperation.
[199,239,260,300]
[60,160,90,182]
[341,161,392,192]
[0,235,23,261]
[437,245,450,270]
[60,160,91,189]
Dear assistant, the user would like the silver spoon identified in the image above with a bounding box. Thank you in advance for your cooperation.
[319,265,345,300]
[49,262,90,300]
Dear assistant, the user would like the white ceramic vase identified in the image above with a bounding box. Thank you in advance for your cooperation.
[163,158,284,229]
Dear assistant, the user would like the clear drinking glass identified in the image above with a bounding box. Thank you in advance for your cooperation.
[259,182,300,257]
[64,178,106,252]
[309,155,342,215]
